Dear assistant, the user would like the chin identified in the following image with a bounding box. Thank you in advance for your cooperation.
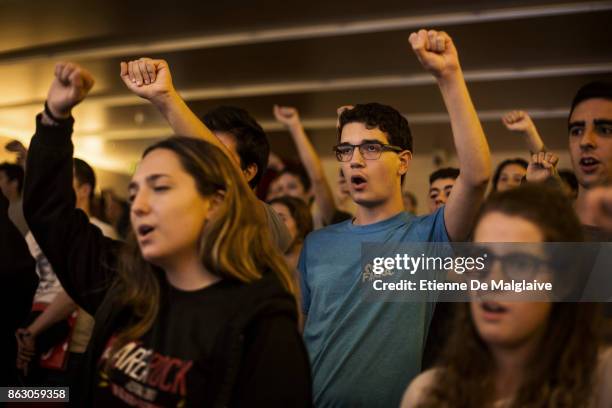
[139,247,165,265]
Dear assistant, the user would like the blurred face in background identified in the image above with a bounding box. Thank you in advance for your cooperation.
[270,202,297,243]
[267,172,311,203]
[428,178,455,213]
[496,164,526,192]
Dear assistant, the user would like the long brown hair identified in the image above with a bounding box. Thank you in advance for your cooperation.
[107,136,295,361]
[419,184,603,407]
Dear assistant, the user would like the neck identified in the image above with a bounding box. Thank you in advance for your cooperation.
[490,334,541,400]
[353,189,404,225]
[162,252,220,291]
[77,198,90,217]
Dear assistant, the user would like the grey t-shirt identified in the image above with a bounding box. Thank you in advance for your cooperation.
[263,201,292,253]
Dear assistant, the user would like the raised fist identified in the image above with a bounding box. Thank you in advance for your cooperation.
[502,110,535,133]
[273,105,301,128]
[526,152,559,183]
[120,58,175,102]
[336,105,354,128]
[5,140,27,167]
[47,62,95,118]
[409,29,460,79]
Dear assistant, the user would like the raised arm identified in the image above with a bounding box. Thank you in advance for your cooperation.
[409,29,492,241]
[273,105,337,224]
[502,110,546,154]
[23,62,119,315]
[119,58,232,157]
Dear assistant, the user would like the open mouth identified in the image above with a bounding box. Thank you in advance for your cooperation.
[350,175,367,189]
[579,157,600,172]
[481,301,508,314]
[137,225,155,238]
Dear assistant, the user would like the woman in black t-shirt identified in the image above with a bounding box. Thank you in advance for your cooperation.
[23,62,311,407]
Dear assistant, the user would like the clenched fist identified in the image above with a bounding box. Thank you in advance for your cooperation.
[409,29,460,80]
[273,105,301,129]
[47,62,95,118]
[120,58,175,102]
[526,151,559,183]
[502,110,536,133]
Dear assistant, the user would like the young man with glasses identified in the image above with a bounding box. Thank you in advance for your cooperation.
[298,29,492,407]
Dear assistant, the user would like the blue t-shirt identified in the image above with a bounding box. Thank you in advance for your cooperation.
[298,208,449,408]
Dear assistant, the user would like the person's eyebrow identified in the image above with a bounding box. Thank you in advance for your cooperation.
[128,174,171,191]
[594,119,612,126]
[146,174,171,183]
[568,120,585,130]
[429,187,440,193]
[361,139,386,144]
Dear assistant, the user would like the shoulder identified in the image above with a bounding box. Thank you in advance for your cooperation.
[90,217,118,240]
[400,368,440,408]
[406,207,449,242]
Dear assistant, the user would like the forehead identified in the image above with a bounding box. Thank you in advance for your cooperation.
[132,148,184,181]
[278,172,302,185]
[430,177,456,189]
[214,131,240,162]
[474,212,543,243]
[340,122,389,144]
[570,98,612,122]
[270,202,290,214]
[501,164,526,175]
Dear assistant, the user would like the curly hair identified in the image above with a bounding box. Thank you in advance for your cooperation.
[338,103,412,184]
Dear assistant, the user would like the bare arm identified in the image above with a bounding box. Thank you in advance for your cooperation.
[502,110,546,153]
[16,289,77,373]
[27,289,76,337]
[410,29,492,241]
[273,105,337,224]
[119,59,232,159]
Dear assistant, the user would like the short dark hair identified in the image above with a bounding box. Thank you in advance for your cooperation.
[278,163,311,192]
[569,81,612,119]
[338,103,412,151]
[73,158,96,200]
[492,158,528,192]
[338,103,412,184]
[429,167,460,185]
[0,162,25,194]
[202,106,269,189]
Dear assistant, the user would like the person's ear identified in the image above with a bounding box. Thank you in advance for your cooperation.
[205,190,226,221]
[243,163,258,185]
[398,150,412,176]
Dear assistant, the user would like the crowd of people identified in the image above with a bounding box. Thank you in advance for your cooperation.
[1,28,612,407]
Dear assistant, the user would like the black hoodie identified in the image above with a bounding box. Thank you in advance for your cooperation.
[23,114,312,407]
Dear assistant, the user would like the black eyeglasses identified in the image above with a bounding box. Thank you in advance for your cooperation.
[465,251,551,281]
[333,142,403,162]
